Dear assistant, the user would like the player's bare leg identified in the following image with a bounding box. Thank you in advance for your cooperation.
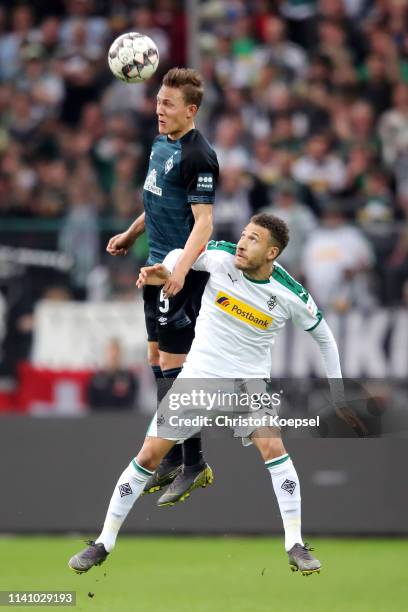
[251,427,321,576]
[68,437,175,574]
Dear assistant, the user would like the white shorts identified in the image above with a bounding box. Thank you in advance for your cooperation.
[146,374,280,445]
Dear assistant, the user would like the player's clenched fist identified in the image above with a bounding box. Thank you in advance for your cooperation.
[106,232,134,256]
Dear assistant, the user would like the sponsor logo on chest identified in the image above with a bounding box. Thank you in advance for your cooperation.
[144,169,162,196]
[215,291,273,330]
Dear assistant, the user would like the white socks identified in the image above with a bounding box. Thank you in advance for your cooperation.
[265,453,303,551]
[95,454,302,553]
[96,459,153,552]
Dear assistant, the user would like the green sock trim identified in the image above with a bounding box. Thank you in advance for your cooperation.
[132,459,154,477]
[265,454,289,468]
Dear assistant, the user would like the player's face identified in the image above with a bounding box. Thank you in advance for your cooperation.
[156,85,196,139]
[235,223,279,273]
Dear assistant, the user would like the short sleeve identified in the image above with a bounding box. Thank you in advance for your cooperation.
[180,149,219,205]
[162,249,183,272]
[192,241,236,273]
[291,293,323,332]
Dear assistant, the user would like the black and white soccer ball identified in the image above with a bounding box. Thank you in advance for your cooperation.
[108,32,159,83]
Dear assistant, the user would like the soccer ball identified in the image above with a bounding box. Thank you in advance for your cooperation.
[108,32,159,83]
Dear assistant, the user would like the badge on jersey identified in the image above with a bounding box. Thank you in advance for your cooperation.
[164,155,174,174]
[267,295,277,311]
[196,173,214,191]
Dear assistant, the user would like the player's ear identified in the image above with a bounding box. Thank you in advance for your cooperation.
[267,245,279,262]
[187,104,197,118]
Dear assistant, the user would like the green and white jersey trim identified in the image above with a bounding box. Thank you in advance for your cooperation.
[206,240,237,255]
[272,264,323,330]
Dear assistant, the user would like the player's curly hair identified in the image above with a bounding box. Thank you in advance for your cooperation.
[251,213,289,254]
[162,67,204,108]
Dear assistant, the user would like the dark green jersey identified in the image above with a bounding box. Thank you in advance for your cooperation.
[143,128,219,264]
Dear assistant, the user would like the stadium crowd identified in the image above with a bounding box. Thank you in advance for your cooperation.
[0,0,407,326]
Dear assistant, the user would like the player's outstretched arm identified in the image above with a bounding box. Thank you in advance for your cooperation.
[136,264,170,288]
[163,204,213,297]
[106,212,146,256]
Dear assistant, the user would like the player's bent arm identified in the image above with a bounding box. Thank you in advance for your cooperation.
[125,212,146,242]
[106,212,145,255]
[172,204,213,278]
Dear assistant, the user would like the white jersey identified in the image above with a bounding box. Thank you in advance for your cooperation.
[163,241,323,378]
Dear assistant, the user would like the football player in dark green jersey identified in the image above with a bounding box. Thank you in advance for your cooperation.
[107,68,219,505]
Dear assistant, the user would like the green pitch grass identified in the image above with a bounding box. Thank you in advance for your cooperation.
[1,536,407,612]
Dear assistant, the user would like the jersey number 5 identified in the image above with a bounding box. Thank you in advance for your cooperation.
[159,289,170,313]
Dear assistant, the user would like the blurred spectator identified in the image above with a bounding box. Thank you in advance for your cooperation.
[59,17,103,124]
[302,204,376,312]
[58,180,100,296]
[213,168,252,242]
[60,0,109,54]
[0,4,35,81]
[7,91,43,144]
[111,152,144,220]
[378,83,408,167]
[17,44,65,117]
[316,18,354,69]
[256,15,308,81]
[35,16,62,60]
[260,179,317,276]
[291,133,347,208]
[33,158,68,217]
[250,137,277,183]
[102,77,146,115]
[130,5,169,63]
[359,53,393,115]
[87,338,138,412]
[279,0,317,50]
[212,116,249,170]
[318,0,367,64]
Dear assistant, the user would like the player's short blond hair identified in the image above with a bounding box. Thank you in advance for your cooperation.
[162,67,204,108]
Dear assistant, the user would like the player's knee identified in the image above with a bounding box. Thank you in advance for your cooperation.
[159,352,186,372]
[255,437,286,462]
[136,442,162,471]
[147,342,160,367]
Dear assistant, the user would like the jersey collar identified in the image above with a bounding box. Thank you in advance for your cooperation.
[166,127,195,143]
[243,273,270,284]
[242,264,275,284]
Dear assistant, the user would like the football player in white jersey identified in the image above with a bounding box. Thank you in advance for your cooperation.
[69,214,366,576]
